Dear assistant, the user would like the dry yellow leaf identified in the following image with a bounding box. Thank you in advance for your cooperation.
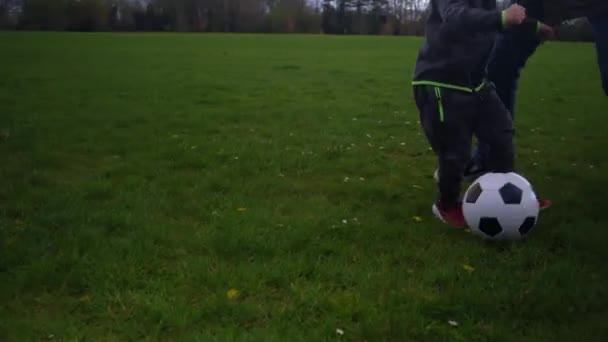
[227,288,240,299]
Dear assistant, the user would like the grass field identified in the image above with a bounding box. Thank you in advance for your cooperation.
[1,32,608,341]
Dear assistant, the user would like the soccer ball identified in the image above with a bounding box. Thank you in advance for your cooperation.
[462,173,539,241]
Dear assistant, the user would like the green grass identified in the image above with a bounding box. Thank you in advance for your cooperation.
[1,32,607,341]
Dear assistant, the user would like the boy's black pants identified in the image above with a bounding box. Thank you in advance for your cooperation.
[413,83,515,206]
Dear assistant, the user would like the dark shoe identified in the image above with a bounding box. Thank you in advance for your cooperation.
[464,162,487,182]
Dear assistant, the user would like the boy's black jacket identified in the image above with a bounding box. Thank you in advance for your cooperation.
[413,0,535,89]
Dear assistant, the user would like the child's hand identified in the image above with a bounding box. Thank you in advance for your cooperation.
[504,4,527,27]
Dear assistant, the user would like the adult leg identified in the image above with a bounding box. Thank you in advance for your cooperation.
[589,16,608,95]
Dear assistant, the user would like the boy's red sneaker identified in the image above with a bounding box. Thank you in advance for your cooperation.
[432,202,466,228]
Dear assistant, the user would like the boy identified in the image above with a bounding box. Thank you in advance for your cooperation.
[412,0,551,227]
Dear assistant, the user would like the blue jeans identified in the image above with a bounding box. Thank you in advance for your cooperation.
[590,16,608,95]
[473,14,608,169]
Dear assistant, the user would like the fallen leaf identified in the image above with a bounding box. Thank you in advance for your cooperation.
[413,216,423,222]
[227,288,240,300]
[463,264,475,273]
[237,208,247,212]
[448,320,459,327]
[336,328,344,336]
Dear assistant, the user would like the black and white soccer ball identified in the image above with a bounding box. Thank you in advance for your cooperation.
[462,173,539,241]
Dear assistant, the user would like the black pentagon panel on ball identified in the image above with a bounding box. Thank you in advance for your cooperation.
[478,217,503,237]
[466,182,483,204]
[519,216,537,235]
[499,182,523,204]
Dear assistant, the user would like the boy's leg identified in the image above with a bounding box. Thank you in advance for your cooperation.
[414,86,473,219]
[474,85,515,173]
[589,16,608,96]
[475,84,552,210]
[472,0,543,172]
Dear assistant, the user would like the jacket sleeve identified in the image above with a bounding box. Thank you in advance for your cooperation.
[507,17,541,35]
[435,0,504,33]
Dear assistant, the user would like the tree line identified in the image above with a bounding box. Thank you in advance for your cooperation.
[0,0,428,34]
[0,0,595,40]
